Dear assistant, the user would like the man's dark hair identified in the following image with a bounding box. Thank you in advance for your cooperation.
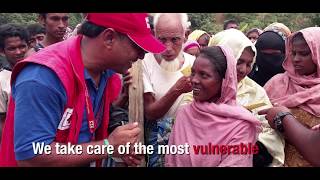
[148,15,154,31]
[26,23,46,36]
[292,32,304,43]
[199,46,227,80]
[39,13,47,19]
[78,21,106,38]
[0,24,29,49]
[246,28,260,36]
[79,21,127,40]
[223,19,239,30]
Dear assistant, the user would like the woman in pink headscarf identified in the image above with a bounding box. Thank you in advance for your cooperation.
[165,46,261,167]
[183,40,201,57]
[264,27,320,166]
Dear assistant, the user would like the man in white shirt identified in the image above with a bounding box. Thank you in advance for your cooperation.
[142,13,195,166]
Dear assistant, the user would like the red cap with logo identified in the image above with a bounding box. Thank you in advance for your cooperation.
[87,13,165,54]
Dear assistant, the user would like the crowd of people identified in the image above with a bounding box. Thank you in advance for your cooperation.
[0,13,319,167]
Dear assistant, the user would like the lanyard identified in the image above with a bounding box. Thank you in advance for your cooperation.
[84,83,105,135]
[84,84,96,134]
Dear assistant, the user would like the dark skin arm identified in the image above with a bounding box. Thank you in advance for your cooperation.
[0,113,5,122]
[17,122,141,167]
[113,71,131,108]
[259,106,320,166]
[144,76,192,121]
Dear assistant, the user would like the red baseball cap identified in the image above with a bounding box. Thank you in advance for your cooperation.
[87,13,165,54]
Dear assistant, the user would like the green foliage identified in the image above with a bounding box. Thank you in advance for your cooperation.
[0,13,38,26]
[188,13,320,35]
[1,13,320,34]
[0,13,83,29]
[68,13,83,29]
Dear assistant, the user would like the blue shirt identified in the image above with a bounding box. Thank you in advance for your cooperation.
[13,64,114,160]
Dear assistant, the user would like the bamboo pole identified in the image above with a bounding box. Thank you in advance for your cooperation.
[128,59,146,167]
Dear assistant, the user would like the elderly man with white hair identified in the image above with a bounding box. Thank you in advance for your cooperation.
[142,13,195,167]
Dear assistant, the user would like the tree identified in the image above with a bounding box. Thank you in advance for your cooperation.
[0,13,82,29]
[1,13,320,34]
[187,13,320,35]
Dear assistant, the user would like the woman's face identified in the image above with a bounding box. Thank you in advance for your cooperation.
[291,35,317,76]
[197,34,210,49]
[247,32,259,43]
[191,56,222,103]
[236,47,255,82]
[185,46,200,57]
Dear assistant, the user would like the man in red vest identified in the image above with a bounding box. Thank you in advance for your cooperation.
[0,13,165,167]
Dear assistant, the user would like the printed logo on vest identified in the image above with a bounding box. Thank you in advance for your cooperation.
[58,108,73,130]
[89,121,94,129]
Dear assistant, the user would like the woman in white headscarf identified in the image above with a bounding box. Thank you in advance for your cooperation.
[209,29,285,167]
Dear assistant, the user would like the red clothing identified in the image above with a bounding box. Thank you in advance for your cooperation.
[0,35,121,166]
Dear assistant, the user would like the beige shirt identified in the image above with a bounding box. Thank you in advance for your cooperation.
[0,69,11,113]
[237,76,285,167]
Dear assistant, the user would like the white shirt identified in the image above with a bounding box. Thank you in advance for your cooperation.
[0,69,11,113]
[142,52,195,118]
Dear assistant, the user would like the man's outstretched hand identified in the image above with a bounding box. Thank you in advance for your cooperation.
[258,106,291,129]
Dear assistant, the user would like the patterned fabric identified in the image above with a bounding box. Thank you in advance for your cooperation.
[284,108,320,167]
[145,120,158,167]
[264,22,291,40]
[156,117,174,166]
[146,117,174,167]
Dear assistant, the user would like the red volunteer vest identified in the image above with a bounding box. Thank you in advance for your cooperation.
[0,35,121,166]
